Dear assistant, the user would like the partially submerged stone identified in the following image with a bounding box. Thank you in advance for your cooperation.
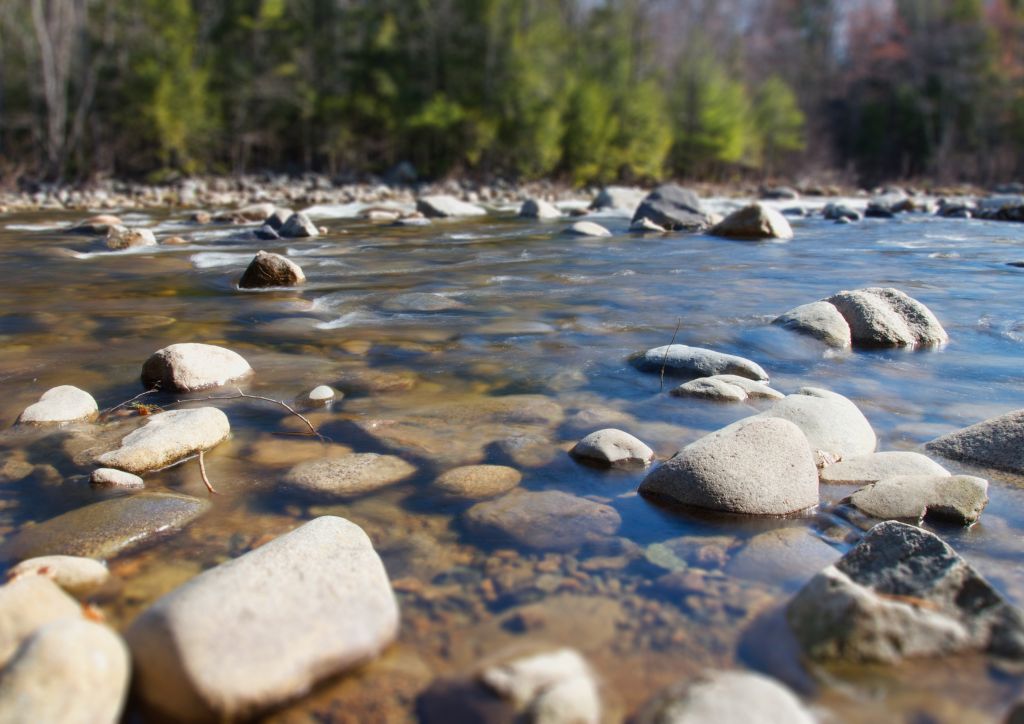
[7,555,111,597]
[634,344,768,382]
[90,467,144,489]
[926,409,1024,475]
[306,384,337,403]
[564,220,611,237]
[97,407,230,474]
[518,198,561,219]
[238,250,305,288]
[827,287,948,348]
[68,214,122,235]
[479,649,600,724]
[416,195,487,218]
[141,342,252,392]
[105,225,157,250]
[758,387,876,463]
[672,375,781,402]
[127,516,399,720]
[464,490,621,551]
[710,203,794,240]
[570,428,655,468]
[819,451,949,484]
[631,184,711,231]
[283,453,416,498]
[773,301,852,349]
[434,465,522,499]
[278,211,319,238]
[16,385,98,425]
[847,474,989,525]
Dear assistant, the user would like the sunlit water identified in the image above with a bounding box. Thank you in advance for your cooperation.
[1,204,1023,721]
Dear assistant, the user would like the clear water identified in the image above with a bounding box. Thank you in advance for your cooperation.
[1,207,1023,721]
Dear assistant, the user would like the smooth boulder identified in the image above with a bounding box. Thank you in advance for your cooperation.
[672,375,782,402]
[758,387,876,464]
[16,385,98,425]
[90,467,145,488]
[127,516,399,721]
[570,428,655,468]
[238,250,305,288]
[634,344,768,382]
[283,453,416,498]
[926,409,1024,474]
[826,287,948,348]
[464,490,621,551]
[97,407,230,474]
[564,221,611,237]
[278,211,319,238]
[847,474,989,524]
[416,195,487,218]
[710,203,794,240]
[639,416,819,516]
[518,198,561,219]
[631,184,711,231]
[7,555,111,597]
[141,342,252,392]
[819,451,949,484]
[773,301,852,349]
[0,576,82,667]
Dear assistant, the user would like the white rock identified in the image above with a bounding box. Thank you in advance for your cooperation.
[672,376,748,402]
[564,221,611,237]
[758,387,876,463]
[7,555,110,597]
[0,576,81,667]
[90,467,145,489]
[570,428,655,468]
[141,342,252,392]
[416,195,487,218]
[307,384,336,402]
[97,407,230,474]
[16,385,98,425]
[480,649,600,724]
[635,345,768,382]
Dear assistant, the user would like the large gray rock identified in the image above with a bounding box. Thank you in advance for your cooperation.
[479,648,600,724]
[278,211,319,238]
[464,490,621,551]
[416,195,487,218]
[826,287,948,348]
[758,387,876,464]
[283,453,416,498]
[16,385,98,425]
[238,250,305,288]
[0,576,81,667]
[634,344,768,382]
[141,342,253,392]
[631,185,711,231]
[710,204,794,240]
[570,428,655,468]
[590,186,647,213]
[773,301,852,349]
[127,516,399,721]
[7,555,111,598]
[0,619,129,724]
[787,521,1024,662]
[518,198,561,219]
[847,474,989,525]
[0,493,210,562]
[819,451,950,484]
[639,416,819,516]
[926,409,1024,474]
[672,375,782,402]
[97,407,230,474]
[635,670,816,724]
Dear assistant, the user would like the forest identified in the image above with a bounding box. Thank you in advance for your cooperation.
[1,0,1023,186]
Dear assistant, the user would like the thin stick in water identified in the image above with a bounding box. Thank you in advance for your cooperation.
[198,450,218,495]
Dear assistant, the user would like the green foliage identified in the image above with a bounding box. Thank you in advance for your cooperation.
[753,75,806,173]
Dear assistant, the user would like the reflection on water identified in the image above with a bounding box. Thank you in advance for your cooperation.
[1,207,1024,719]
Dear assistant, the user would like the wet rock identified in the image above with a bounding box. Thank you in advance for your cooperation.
[7,555,110,597]
[773,300,852,349]
[97,407,230,474]
[479,649,600,724]
[786,520,1024,662]
[826,287,948,348]
[238,250,305,288]
[490,434,560,468]
[16,385,98,424]
[416,195,487,218]
[758,387,876,463]
[336,368,417,394]
[278,211,319,238]
[569,428,655,468]
[590,186,647,213]
[105,225,157,250]
[710,203,794,240]
[725,527,840,587]
[306,384,337,403]
[564,220,611,237]
[847,474,989,525]
[127,516,399,721]
[645,535,737,571]
[434,465,522,499]
[823,202,862,221]
[639,416,819,516]
[672,375,782,402]
[0,576,81,667]
[464,490,621,551]
[819,451,950,484]
[630,216,667,232]
[634,344,769,382]
[631,184,711,231]
[141,342,253,392]
[68,214,122,235]
[926,409,1024,475]
[634,670,815,724]
[283,453,416,498]
[761,186,800,201]
[90,467,144,488]
[519,198,561,219]
[0,619,129,723]
[0,492,210,562]
[382,292,464,312]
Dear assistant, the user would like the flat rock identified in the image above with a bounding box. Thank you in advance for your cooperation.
[518,198,561,219]
[141,342,253,392]
[0,619,129,723]
[278,211,319,238]
[90,467,144,489]
[238,250,305,288]
[283,453,416,498]
[634,344,768,382]
[0,492,210,562]
[847,474,989,524]
[773,300,852,349]
[710,203,794,240]
[434,465,522,499]
[786,520,1024,662]
[7,555,111,597]
[16,385,98,424]
[758,387,876,463]
[725,527,840,587]
[479,648,600,723]
[926,409,1024,474]
[640,416,819,516]
[820,451,950,484]
[631,184,710,231]
[0,576,82,667]
[570,428,655,468]
[127,516,399,720]
[826,287,948,348]
[105,225,157,250]
[97,407,230,474]
[564,221,611,237]
[464,490,621,551]
[416,195,487,218]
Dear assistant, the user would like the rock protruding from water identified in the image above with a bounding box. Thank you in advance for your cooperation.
[141,342,253,392]
[518,198,561,219]
[634,670,816,724]
[0,618,129,724]
[634,344,768,382]
[926,409,1024,474]
[479,649,601,724]
[434,465,522,499]
[16,385,98,425]
[564,220,611,237]
[570,428,655,468]
[710,203,794,240]
[0,576,82,667]
[283,453,416,498]
[68,214,122,235]
[97,407,230,474]
[127,516,399,721]
[787,520,1024,663]
[631,184,711,231]
[416,195,487,218]
[672,374,782,402]
[847,474,989,525]
[278,211,319,238]
[0,492,211,562]
[819,451,950,484]
[238,250,305,288]
[464,490,621,551]
[639,416,819,516]
[773,301,852,349]
[105,225,157,250]
[758,387,876,464]
[590,186,647,213]
[7,555,111,598]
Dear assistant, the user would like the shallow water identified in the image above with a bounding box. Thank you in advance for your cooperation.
[2,204,1024,721]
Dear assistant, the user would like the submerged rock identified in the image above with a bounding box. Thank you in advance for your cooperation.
[97,407,230,474]
[479,649,600,724]
[238,250,305,288]
[819,451,950,484]
[283,453,416,498]
[758,387,876,463]
[564,220,611,237]
[7,555,111,598]
[847,474,989,525]
[464,490,621,551]
[519,198,561,219]
[631,184,711,231]
[926,409,1024,475]
[634,344,768,382]
[726,527,840,587]
[141,342,253,392]
[773,301,852,349]
[416,195,487,218]
[787,521,1024,663]
[570,428,655,468]
[639,416,819,516]
[16,385,98,425]
[434,465,522,499]
[382,292,464,312]
[127,516,399,721]
[710,203,794,240]
[827,287,948,348]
